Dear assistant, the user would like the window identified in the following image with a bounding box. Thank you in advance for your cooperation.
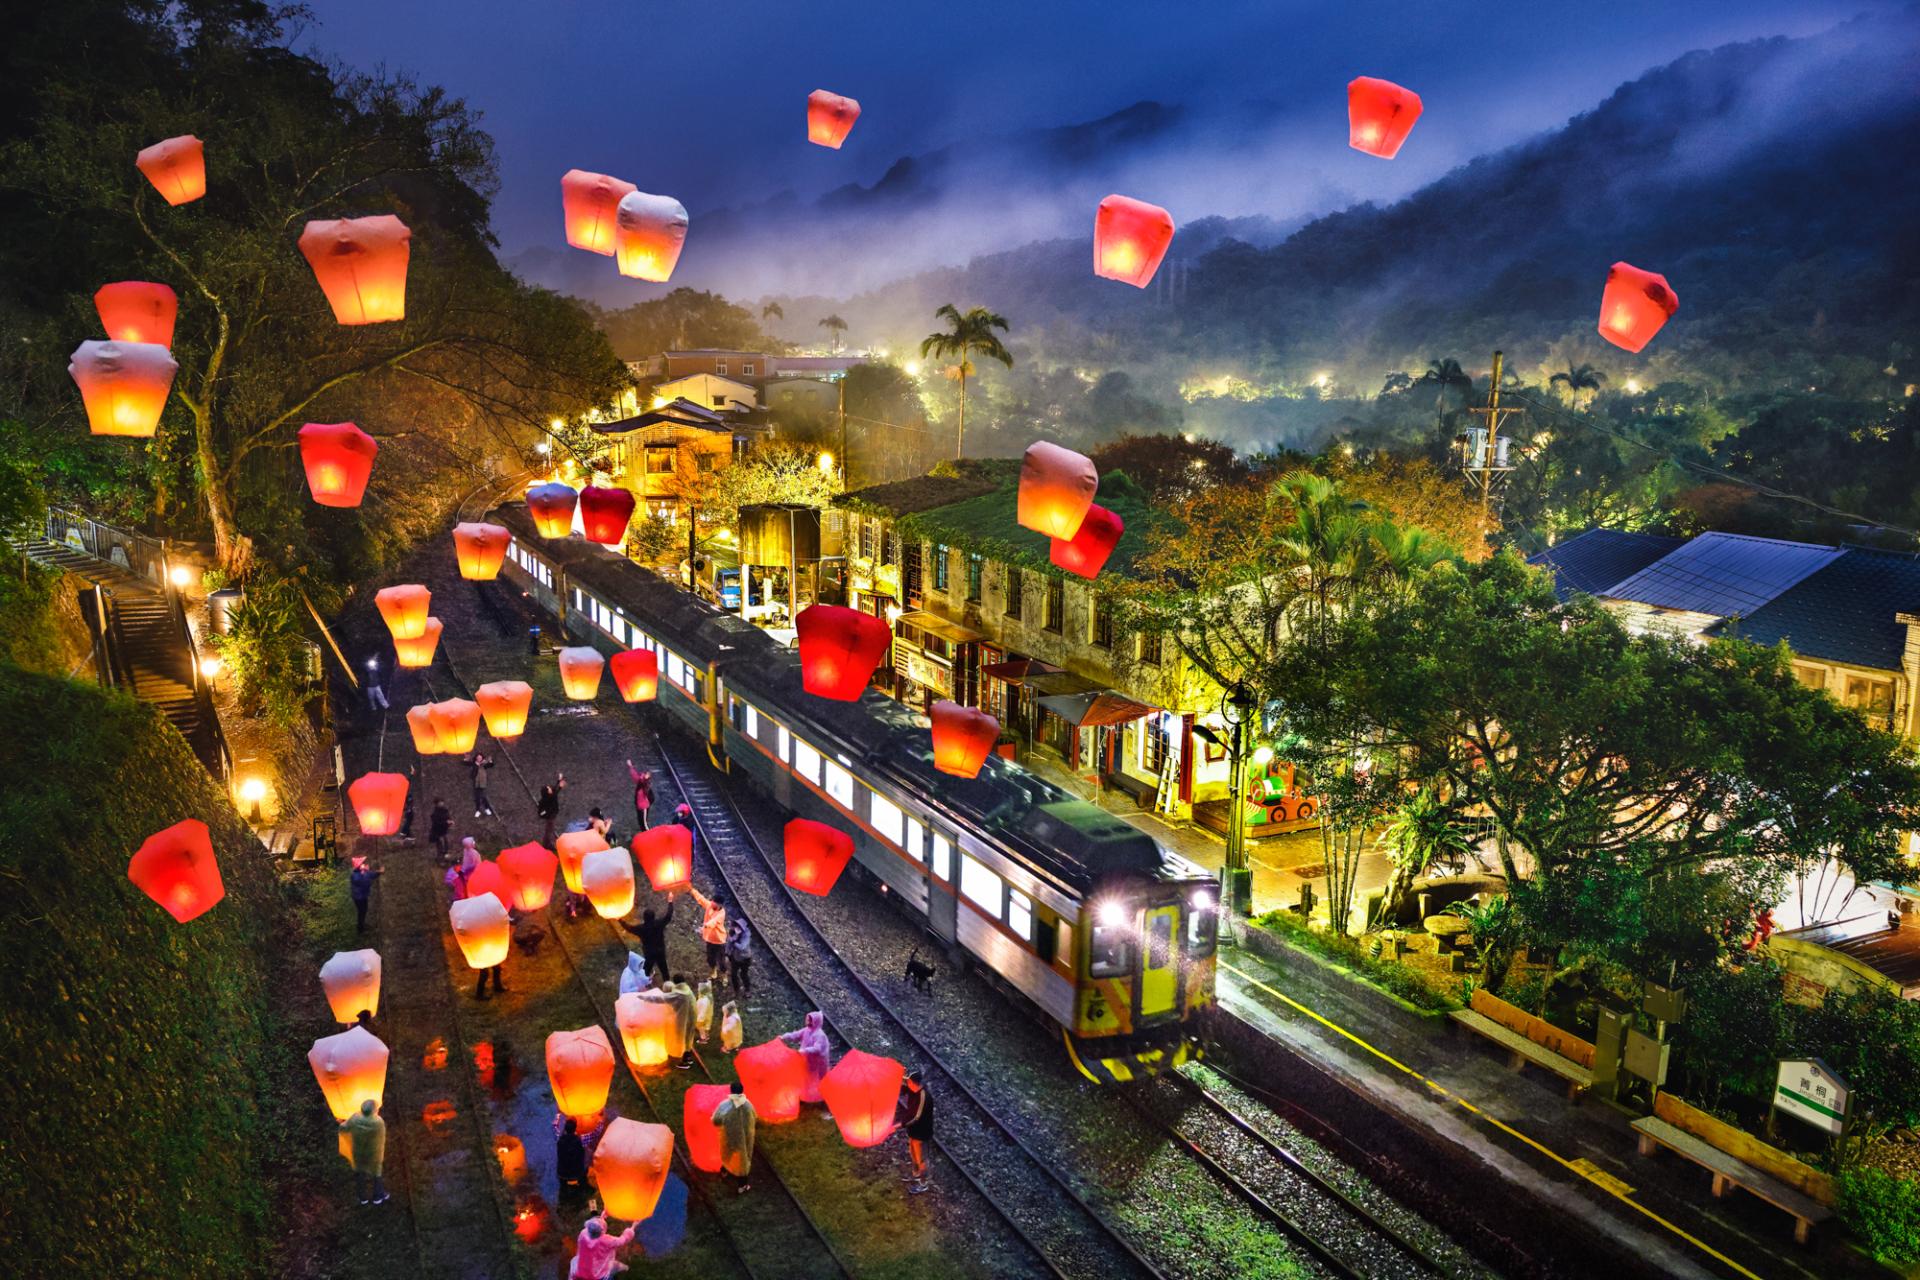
[959,854,1003,916]
[1005,567,1023,619]
[934,545,950,592]
[1092,598,1113,649]
[1044,576,1065,634]
[1792,663,1825,690]
[697,453,716,472]
[1055,919,1073,967]
[1089,917,1133,978]
[1143,721,1169,774]
[1008,889,1033,941]
[860,520,876,561]
[645,447,675,472]
[793,738,822,784]
[716,360,729,376]
[869,790,904,845]
[1147,911,1173,969]
[1139,631,1163,665]
[1187,903,1218,958]
[903,817,925,862]
[742,361,756,376]
[1845,676,1895,721]
[712,395,727,408]
[967,555,983,603]
[824,759,854,808]
[930,833,952,881]
[776,723,790,763]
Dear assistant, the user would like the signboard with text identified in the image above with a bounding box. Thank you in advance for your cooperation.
[1773,1058,1850,1136]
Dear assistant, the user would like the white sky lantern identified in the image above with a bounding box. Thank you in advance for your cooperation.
[319,949,382,1023]
[614,191,689,282]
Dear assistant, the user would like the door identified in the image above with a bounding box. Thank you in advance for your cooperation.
[1137,904,1180,1021]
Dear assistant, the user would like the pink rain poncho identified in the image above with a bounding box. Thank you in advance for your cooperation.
[781,1011,831,1104]
[572,1217,635,1279]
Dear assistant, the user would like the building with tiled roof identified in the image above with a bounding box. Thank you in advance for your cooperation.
[1527,529,1682,601]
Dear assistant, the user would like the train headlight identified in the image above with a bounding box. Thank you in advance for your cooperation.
[1191,890,1214,912]
[1096,900,1127,929]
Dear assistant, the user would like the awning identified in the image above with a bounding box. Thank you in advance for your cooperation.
[1025,670,1102,697]
[897,610,983,645]
[980,656,1064,683]
[1037,689,1158,728]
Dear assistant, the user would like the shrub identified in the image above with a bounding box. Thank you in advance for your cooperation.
[1254,910,1458,1013]
[1837,1168,1920,1264]
[210,575,312,727]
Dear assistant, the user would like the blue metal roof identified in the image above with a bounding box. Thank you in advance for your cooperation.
[1599,531,1842,618]
[1527,529,1684,601]
[1711,546,1920,671]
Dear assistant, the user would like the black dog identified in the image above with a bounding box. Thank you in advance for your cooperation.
[904,947,935,994]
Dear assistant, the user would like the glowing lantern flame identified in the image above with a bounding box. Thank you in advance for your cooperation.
[560,169,637,256]
[449,893,511,968]
[784,819,855,897]
[682,1083,729,1172]
[930,701,999,778]
[1017,441,1098,540]
[320,948,382,1024]
[556,829,609,895]
[1597,262,1679,354]
[497,842,559,912]
[452,522,510,580]
[405,703,444,754]
[475,680,532,739]
[126,818,223,923]
[578,485,636,547]
[526,483,578,538]
[547,1025,617,1120]
[616,991,676,1070]
[633,824,693,895]
[1093,195,1175,289]
[1050,502,1124,579]
[581,846,636,919]
[610,648,659,702]
[614,191,689,282]
[94,281,178,347]
[807,90,862,148]
[821,1049,905,1148]
[557,646,605,700]
[298,421,378,508]
[795,604,891,701]
[308,1025,389,1121]
[374,584,431,641]
[1347,77,1423,159]
[299,215,411,325]
[136,135,205,205]
[348,771,410,837]
[68,340,176,438]
[393,617,443,669]
[591,1118,674,1221]
[735,1039,807,1123]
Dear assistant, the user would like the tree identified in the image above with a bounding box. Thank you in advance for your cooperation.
[761,300,784,325]
[1326,452,1494,559]
[597,288,776,361]
[1548,363,1607,408]
[1377,788,1473,926]
[919,304,1012,459]
[842,363,931,485]
[1417,357,1474,435]
[818,313,848,354]
[1089,433,1249,504]
[698,440,840,532]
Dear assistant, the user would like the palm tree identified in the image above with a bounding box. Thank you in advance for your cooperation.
[817,313,848,354]
[1376,789,1473,926]
[919,304,1013,458]
[1548,363,1607,407]
[1417,357,1474,435]
[761,301,784,323]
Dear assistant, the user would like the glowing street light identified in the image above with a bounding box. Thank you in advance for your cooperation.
[817,451,836,476]
[199,656,222,679]
[239,776,269,824]
[903,360,921,377]
[168,564,192,588]
[1624,379,1642,394]
[1251,744,1275,766]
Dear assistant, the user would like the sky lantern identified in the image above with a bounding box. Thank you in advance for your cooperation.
[428,698,482,755]
[581,846,636,919]
[348,771,409,836]
[405,704,444,754]
[497,842,559,912]
[610,648,659,702]
[136,135,205,205]
[449,893,511,968]
[1017,441,1098,540]
[930,701,999,779]
[475,680,532,739]
[1093,194,1175,288]
[592,1118,674,1221]
[319,949,382,1024]
[614,191,690,282]
[735,1039,806,1123]
[1597,262,1679,353]
[374,584,431,641]
[547,1026,617,1120]
[299,214,411,325]
[68,340,176,438]
[616,991,676,1070]
[555,829,608,895]
[1050,502,1124,579]
[795,604,890,701]
[393,617,443,669]
[820,1050,904,1148]
[578,485,636,546]
[560,169,638,255]
[682,1083,729,1173]
[784,819,855,897]
[1347,76,1423,159]
[452,522,510,580]
[464,859,509,910]
[807,90,862,148]
[298,421,378,508]
[126,818,223,923]
[308,1025,389,1121]
[634,824,693,895]
[557,646,605,700]
[94,282,178,347]
[526,482,578,538]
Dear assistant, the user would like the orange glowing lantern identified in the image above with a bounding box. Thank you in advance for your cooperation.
[616,991,677,1070]
[682,1083,729,1173]
[452,522,510,580]
[1347,76,1423,159]
[136,135,205,205]
[610,648,659,702]
[592,1118,674,1221]
[1597,262,1679,354]
[614,191,689,282]
[556,829,608,894]
[581,846,636,919]
[428,698,482,755]
[374,584,431,641]
[546,1026,617,1120]
[348,771,409,836]
[930,700,999,779]
[475,680,532,739]
[394,617,443,669]
[821,1049,905,1148]
[68,340,176,438]
[320,948,382,1023]
[497,842,559,912]
[578,485,635,547]
[308,1025,389,1121]
[735,1039,807,1123]
[526,483,578,538]
[557,646,605,700]
[464,859,509,910]
[634,824,693,895]
[126,818,223,923]
[449,893,511,968]
[795,605,890,701]
[1017,441,1098,540]
[405,704,443,754]
[297,421,378,508]
[94,282,178,347]
[1093,195,1175,288]
[784,819,855,897]
[560,169,638,256]
[807,90,862,149]
[299,215,411,325]
[1050,502,1124,579]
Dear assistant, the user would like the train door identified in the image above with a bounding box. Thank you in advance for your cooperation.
[1136,903,1181,1022]
[926,829,958,944]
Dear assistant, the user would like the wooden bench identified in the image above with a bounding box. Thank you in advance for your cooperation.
[1449,1008,1594,1099]
[1631,1116,1832,1244]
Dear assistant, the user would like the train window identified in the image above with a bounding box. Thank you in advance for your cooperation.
[1187,906,1218,958]
[776,724,790,764]
[959,854,1002,916]
[868,790,903,845]
[1055,919,1072,967]
[743,703,759,738]
[1148,912,1173,970]
[930,834,952,881]
[903,817,925,862]
[1089,920,1132,978]
[1008,889,1033,941]
[793,739,822,785]
[824,760,853,809]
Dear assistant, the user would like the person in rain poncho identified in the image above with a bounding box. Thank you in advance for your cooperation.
[711,1081,757,1193]
[781,1011,832,1105]
[687,886,729,982]
[445,840,480,900]
[625,759,653,832]
[572,1214,636,1279]
[719,1000,743,1053]
[666,974,697,1070]
[340,1098,389,1205]
[694,980,714,1043]
[618,952,651,997]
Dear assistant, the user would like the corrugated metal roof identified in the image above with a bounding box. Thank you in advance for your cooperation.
[1600,531,1842,618]
[1710,545,1920,671]
[1527,529,1683,601]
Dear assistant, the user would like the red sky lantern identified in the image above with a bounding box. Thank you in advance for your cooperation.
[578,485,635,546]
[526,482,578,538]
[464,859,509,910]
[1017,441,1098,540]
[820,1049,904,1149]
[298,215,411,325]
[1050,502,1125,579]
[1093,194,1175,288]
[136,135,205,205]
[298,421,378,508]
[428,699,482,755]
[616,991,676,1070]
[614,191,689,282]
[449,894,511,968]
[592,1118,674,1221]
[1347,77,1423,159]
[807,90,862,148]
[405,704,443,755]
[634,825,693,895]
[94,282,177,347]
[375,584,431,641]
[930,701,999,779]
[475,680,532,739]
[784,819,854,897]
[127,818,223,923]
[610,648,659,703]
[581,846,636,919]
[452,522,510,580]
[547,1026,617,1121]
[393,617,443,669]
[320,948,382,1024]
[557,646,605,700]
[69,340,176,438]
[497,842,559,912]
[308,1025,389,1121]
[560,169,638,256]
[682,1083,729,1173]
[796,604,890,701]
[735,1039,806,1123]
[348,771,409,836]
[556,829,608,895]
[1597,262,1679,354]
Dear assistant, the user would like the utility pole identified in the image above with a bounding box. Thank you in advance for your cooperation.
[837,377,849,490]
[1462,349,1523,550]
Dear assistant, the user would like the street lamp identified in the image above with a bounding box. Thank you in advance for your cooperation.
[904,360,921,378]
[239,776,268,825]
[1219,681,1257,920]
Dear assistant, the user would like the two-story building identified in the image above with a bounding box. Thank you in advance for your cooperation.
[588,398,754,525]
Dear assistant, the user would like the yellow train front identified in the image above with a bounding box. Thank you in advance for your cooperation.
[1064,874,1218,1083]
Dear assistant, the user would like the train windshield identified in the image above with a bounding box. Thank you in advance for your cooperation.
[1187,905,1218,958]
[1089,919,1133,978]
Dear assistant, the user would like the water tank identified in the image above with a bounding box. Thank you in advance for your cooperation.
[738,504,822,566]
[207,587,244,635]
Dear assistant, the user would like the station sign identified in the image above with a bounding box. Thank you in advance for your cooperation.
[1773,1058,1850,1136]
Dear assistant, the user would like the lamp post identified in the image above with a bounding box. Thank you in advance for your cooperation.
[1219,680,1256,920]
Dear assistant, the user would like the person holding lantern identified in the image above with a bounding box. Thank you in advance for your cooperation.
[726,917,754,995]
[618,952,651,997]
[555,1118,589,1207]
[666,974,698,1070]
[445,839,480,899]
[572,1214,637,1279]
[340,1098,390,1205]
[348,857,383,935]
[781,1011,832,1107]
[617,896,674,983]
[687,885,729,983]
[625,760,653,831]
[897,1071,934,1193]
[711,1081,757,1195]
[537,772,567,849]
[465,751,496,818]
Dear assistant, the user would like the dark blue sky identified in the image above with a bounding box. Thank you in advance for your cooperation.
[299,0,1895,258]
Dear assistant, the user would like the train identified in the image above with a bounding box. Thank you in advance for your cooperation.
[490,500,1217,1083]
